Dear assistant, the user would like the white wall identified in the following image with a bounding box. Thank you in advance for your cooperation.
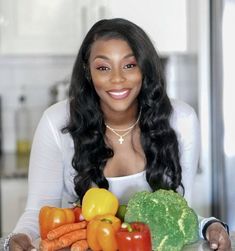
[223,1,235,231]
[193,0,212,218]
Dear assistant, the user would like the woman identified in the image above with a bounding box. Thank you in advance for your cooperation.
[6,18,231,250]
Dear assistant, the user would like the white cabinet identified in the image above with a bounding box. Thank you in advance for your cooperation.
[108,0,198,55]
[1,178,28,236]
[0,0,198,55]
[0,0,109,54]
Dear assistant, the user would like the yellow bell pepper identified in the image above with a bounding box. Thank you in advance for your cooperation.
[87,214,121,251]
[82,188,119,221]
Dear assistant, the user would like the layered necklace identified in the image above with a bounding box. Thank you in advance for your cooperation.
[105,110,141,144]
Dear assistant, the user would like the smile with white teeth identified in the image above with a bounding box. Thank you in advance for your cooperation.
[108,90,128,96]
[107,89,130,100]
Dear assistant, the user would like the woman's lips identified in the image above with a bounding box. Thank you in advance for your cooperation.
[107,89,130,100]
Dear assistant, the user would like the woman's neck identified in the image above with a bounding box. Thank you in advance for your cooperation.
[103,107,139,129]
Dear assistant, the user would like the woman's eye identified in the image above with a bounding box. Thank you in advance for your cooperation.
[124,63,136,69]
[96,66,110,71]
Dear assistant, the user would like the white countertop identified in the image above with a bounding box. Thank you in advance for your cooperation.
[1,233,235,250]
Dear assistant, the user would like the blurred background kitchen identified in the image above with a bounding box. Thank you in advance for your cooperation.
[0,0,234,237]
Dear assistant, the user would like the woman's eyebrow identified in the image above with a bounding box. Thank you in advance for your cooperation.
[93,55,109,60]
[123,53,135,59]
[93,53,135,61]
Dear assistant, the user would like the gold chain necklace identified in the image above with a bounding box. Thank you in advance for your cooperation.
[105,110,141,144]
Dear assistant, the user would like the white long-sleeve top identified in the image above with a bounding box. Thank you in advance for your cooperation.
[13,98,203,240]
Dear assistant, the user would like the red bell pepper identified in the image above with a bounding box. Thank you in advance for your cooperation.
[116,222,152,251]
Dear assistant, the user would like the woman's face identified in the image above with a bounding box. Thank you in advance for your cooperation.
[89,38,142,114]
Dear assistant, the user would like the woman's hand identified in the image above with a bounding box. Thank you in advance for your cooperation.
[206,222,232,251]
[9,233,36,251]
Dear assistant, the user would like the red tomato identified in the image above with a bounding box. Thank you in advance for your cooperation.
[73,206,84,222]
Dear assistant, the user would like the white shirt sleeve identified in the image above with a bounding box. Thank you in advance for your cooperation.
[171,100,211,238]
[171,100,225,239]
[170,100,200,206]
[13,110,65,240]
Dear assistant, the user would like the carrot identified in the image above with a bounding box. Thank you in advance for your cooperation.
[39,238,63,251]
[59,229,87,248]
[71,239,89,251]
[47,221,87,240]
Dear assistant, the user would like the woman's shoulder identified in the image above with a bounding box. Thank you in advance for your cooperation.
[45,99,69,113]
[42,99,69,128]
[170,99,199,131]
[170,98,197,118]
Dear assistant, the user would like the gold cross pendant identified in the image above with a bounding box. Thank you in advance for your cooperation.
[118,136,124,144]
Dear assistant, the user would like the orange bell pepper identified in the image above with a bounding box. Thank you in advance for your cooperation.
[82,188,119,221]
[87,214,121,251]
[39,206,75,239]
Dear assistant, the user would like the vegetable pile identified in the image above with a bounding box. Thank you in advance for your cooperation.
[38,188,125,251]
[124,189,199,251]
[38,188,199,251]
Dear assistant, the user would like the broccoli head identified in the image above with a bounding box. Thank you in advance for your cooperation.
[124,189,199,251]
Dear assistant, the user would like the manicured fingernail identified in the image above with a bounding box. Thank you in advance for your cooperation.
[211,243,218,249]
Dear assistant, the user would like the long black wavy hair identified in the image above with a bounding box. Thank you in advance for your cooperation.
[62,18,183,201]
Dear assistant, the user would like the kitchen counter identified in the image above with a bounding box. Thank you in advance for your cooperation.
[182,232,235,250]
[0,153,29,237]
[0,233,235,251]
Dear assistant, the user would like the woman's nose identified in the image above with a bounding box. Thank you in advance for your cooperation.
[110,68,125,83]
